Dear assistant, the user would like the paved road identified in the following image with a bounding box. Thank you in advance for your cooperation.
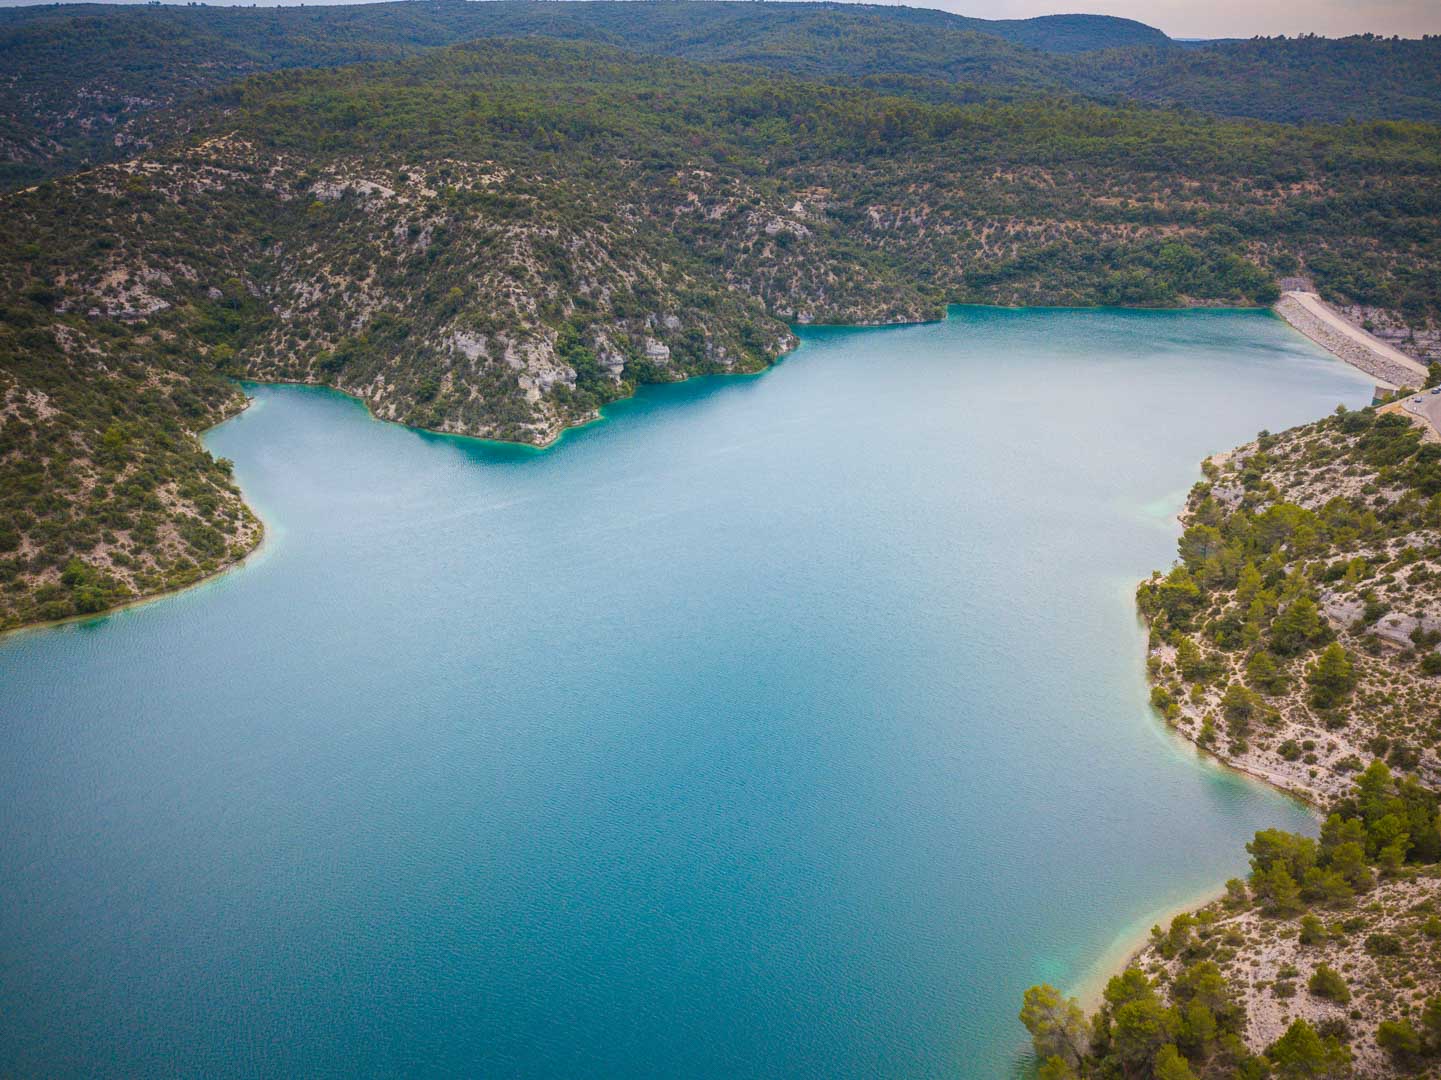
[1398,390,1441,439]
[1283,291,1430,382]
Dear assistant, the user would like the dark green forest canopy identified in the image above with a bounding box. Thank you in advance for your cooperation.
[3,0,1441,187]
[9,36,1441,335]
[212,39,1441,171]
[7,35,1441,350]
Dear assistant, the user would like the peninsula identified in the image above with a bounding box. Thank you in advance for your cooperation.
[1023,376,1441,1075]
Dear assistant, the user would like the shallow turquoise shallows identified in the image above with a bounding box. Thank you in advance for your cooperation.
[1,308,1373,1078]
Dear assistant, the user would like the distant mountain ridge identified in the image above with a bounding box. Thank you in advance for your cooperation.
[0,1,1172,54]
[4,0,1441,189]
[975,11,1172,52]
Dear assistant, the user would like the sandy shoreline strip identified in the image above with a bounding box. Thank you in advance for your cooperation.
[1071,881,1229,1013]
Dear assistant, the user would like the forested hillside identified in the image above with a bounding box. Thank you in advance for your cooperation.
[4,1,1441,188]
[2,35,1440,628]
[1068,36,1441,125]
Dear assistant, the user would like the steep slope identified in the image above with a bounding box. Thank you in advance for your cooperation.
[3,38,1441,629]
[1139,407,1441,806]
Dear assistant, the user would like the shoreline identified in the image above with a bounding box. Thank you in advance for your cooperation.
[250,302,1286,454]
[1147,661,1328,813]
[1061,289,1399,1008]
[242,359,786,454]
[0,527,269,642]
[0,393,269,643]
[1071,880,1228,1013]
[5,298,1391,642]
[1069,617,1326,1012]
[1061,338,1441,1072]
[8,300,1408,1065]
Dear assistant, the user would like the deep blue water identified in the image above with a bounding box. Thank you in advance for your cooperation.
[1,307,1372,1077]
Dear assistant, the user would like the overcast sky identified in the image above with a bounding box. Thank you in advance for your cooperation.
[0,0,1436,40]
[942,0,1441,38]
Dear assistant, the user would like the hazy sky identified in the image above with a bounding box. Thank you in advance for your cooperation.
[940,0,1441,38]
[0,0,1436,40]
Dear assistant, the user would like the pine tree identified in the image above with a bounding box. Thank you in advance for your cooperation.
[1306,643,1356,710]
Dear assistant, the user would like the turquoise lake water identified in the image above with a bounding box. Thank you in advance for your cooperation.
[0,307,1374,1077]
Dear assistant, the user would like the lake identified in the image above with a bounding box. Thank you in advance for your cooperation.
[0,307,1373,1077]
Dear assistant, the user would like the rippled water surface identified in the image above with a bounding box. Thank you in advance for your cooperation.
[1,308,1372,1077]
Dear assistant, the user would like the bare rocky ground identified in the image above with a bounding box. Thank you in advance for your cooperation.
[1134,868,1441,1077]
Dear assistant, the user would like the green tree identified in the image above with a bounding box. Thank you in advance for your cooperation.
[1300,867,1353,907]
[1421,997,1441,1053]
[1353,760,1394,823]
[1178,523,1224,570]
[1306,643,1356,710]
[1268,1018,1352,1077]
[1019,985,1088,1073]
[1171,960,1242,1034]
[1376,1018,1422,1066]
[1245,649,1287,695]
[1221,681,1260,736]
[1175,1000,1217,1058]
[1175,635,1214,683]
[1298,914,1326,945]
[1224,878,1249,909]
[1154,565,1203,625]
[1307,964,1350,1004]
[1376,836,1411,875]
[1248,829,1317,881]
[1367,812,1411,867]
[1153,1043,1198,1080]
[1270,597,1327,655]
[1235,562,1264,605]
[1252,863,1304,915]
[1104,967,1158,1010]
[1112,998,1180,1073]
[1036,1056,1079,1080]
[1319,813,1366,855]
[1327,840,1373,892]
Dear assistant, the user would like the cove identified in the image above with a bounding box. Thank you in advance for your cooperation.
[0,307,1374,1078]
